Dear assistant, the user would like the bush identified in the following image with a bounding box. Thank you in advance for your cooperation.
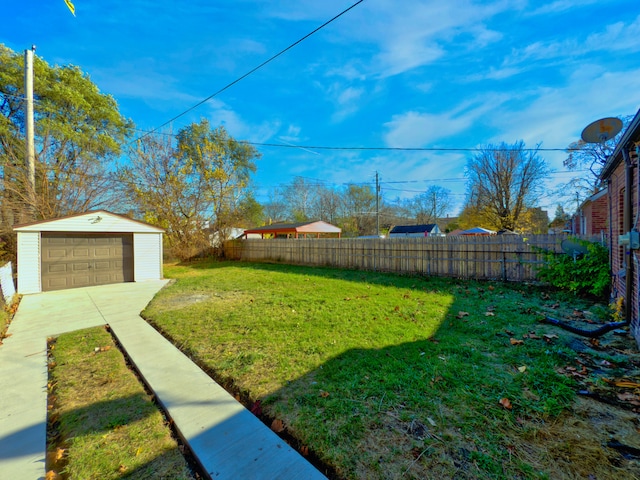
[535,238,610,299]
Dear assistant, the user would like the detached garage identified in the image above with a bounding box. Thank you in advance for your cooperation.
[14,210,165,294]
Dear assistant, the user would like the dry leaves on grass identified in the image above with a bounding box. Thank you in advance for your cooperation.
[456,311,469,319]
[510,338,524,345]
[617,393,640,406]
[271,419,285,433]
[499,398,513,410]
[603,378,640,389]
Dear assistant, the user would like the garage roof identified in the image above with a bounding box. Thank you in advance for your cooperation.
[13,210,165,233]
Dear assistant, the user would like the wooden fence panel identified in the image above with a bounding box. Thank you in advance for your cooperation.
[223,234,596,282]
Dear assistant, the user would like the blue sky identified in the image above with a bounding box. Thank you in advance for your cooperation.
[5,0,640,216]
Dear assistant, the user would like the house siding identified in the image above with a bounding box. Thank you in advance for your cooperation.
[14,211,165,294]
[134,233,163,281]
[607,159,639,345]
[16,232,41,294]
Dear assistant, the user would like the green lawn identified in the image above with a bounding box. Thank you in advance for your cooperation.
[141,260,636,479]
[48,327,196,479]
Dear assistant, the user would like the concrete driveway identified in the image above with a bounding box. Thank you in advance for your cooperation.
[0,280,326,480]
[0,280,169,480]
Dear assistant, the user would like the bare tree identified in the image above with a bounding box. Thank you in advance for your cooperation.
[119,132,210,260]
[561,115,632,198]
[406,185,451,224]
[283,177,318,222]
[465,141,548,231]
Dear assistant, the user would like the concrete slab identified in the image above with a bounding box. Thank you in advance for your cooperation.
[0,280,326,480]
[0,281,168,480]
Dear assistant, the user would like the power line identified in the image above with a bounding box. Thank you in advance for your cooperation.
[132,128,586,154]
[134,0,365,143]
[245,141,580,153]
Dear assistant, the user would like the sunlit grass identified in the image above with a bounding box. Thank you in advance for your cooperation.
[48,327,195,479]
[142,260,631,479]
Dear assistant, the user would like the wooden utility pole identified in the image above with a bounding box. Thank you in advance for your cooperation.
[24,46,36,219]
[375,171,380,236]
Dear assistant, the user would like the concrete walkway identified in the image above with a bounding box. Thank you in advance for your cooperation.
[0,282,325,480]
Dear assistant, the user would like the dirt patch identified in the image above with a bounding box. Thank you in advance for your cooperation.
[514,397,640,479]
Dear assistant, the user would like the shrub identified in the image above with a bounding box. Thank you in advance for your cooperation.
[535,238,610,299]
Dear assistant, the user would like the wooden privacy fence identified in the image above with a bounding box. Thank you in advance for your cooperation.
[224,234,593,282]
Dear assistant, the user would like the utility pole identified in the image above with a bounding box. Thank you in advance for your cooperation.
[375,171,380,236]
[24,46,36,219]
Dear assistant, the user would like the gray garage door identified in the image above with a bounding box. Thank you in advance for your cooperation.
[41,233,134,291]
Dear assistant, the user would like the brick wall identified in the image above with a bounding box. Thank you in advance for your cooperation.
[608,161,639,346]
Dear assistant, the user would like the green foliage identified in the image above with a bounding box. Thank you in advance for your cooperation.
[535,238,610,299]
[0,44,132,241]
[120,121,260,260]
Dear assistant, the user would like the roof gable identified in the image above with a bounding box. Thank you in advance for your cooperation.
[13,210,165,233]
[244,221,341,235]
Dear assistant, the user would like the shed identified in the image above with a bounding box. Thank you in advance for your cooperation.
[13,210,165,294]
[388,224,442,237]
[243,221,341,239]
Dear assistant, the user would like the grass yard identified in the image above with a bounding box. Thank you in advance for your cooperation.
[47,326,198,479]
[143,260,640,479]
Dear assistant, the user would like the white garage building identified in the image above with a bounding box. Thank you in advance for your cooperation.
[14,210,164,294]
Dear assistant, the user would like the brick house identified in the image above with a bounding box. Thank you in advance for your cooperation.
[600,109,640,347]
[571,188,608,237]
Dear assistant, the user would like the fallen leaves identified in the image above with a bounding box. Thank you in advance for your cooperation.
[510,338,524,346]
[250,400,262,416]
[271,419,285,433]
[617,393,640,406]
[499,398,513,410]
[603,378,640,389]
[93,345,112,354]
[456,311,469,319]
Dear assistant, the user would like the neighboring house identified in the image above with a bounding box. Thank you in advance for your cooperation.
[388,224,442,237]
[243,221,342,239]
[599,108,640,348]
[209,227,260,247]
[13,210,164,294]
[571,188,608,236]
[459,227,496,235]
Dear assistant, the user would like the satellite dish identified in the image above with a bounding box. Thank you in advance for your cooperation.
[561,238,589,257]
[581,117,623,144]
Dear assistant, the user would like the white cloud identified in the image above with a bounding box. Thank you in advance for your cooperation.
[383,94,510,147]
[354,0,520,77]
[205,99,281,143]
[503,14,640,67]
[90,61,199,114]
[528,0,601,16]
